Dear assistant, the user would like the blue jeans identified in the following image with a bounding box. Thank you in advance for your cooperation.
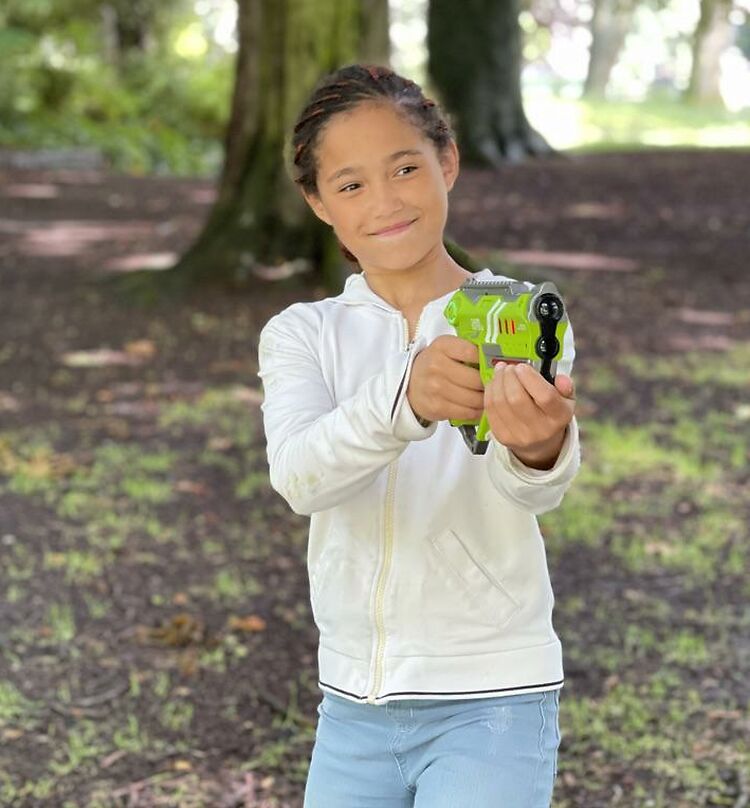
[303,688,561,808]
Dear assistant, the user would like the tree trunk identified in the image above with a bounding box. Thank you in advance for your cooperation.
[685,0,733,105]
[360,0,390,65]
[583,0,634,98]
[105,0,155,57]
[111,0,381,302]
[426,0,553,166]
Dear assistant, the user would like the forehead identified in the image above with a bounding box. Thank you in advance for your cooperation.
[317,102,432,178]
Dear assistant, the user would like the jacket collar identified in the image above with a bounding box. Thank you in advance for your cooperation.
[334,267,495,312]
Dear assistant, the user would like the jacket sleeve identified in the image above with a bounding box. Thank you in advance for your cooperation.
[486,317,581,515]
[256,304,437,516]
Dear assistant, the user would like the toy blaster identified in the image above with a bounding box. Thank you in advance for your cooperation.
[443,278,568,455]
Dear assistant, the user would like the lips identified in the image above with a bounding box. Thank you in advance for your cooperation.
[371,218,416,236]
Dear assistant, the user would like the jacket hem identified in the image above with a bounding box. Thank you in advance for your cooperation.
[318,678,564,703]
[318,636,564,704]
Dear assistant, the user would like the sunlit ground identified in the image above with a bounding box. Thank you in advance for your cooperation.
[527,93,750,151]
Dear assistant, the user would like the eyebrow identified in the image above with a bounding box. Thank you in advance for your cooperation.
[325,149,424,184]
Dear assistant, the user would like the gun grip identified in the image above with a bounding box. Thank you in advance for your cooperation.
[458,424,489,455]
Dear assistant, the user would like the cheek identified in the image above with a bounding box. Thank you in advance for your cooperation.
[323,200,360,235]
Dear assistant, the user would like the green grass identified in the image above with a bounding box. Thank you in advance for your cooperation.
[2,319,747,805]
[559,669,747,805]
[0,681,39,725]
[620,343,750,388]
[527,94,750,151]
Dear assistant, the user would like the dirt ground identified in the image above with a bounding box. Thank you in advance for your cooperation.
[0,148,748,807]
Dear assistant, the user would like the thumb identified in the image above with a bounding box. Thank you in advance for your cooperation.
[555,373,575,399]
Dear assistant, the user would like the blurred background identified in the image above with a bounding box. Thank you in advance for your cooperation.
[2,0,749,175]
[0,2,748,807]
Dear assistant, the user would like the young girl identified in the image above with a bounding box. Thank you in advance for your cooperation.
[257,64,580,808]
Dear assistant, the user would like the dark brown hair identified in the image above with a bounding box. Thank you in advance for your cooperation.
[288,63,455,264]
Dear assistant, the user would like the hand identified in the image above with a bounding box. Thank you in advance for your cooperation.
[485,362,576,470]
[407,336,485,423]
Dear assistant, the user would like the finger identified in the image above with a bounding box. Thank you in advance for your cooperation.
[442,358,484,391]
[484,365,524,445]
[440,379,485,414]
[498,363,540,416]
[451,403,487,421]
[512,363,570,417]
[437,335,480,365]
[555,373,575,399]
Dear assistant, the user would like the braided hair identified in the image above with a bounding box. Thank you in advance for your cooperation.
[288,64,456,265]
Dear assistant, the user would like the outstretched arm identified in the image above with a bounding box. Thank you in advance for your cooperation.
[257,306,435,516]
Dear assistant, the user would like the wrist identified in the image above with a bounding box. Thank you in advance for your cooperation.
[509,428,567,470]
[414,412,433,428]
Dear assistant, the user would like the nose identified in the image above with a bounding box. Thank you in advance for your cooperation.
[369,178,405,220]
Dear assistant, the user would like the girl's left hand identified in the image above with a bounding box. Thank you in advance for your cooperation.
[484,362,576,470]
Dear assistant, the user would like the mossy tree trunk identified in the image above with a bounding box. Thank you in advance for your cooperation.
[426,0,553,166]
[117,0,388,301]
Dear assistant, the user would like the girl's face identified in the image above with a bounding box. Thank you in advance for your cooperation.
[302,101,459,274]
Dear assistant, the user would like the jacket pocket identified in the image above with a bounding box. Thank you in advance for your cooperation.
[308,541,373,658]
[430,528,522,629]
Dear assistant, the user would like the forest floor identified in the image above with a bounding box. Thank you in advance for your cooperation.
[0,148,749,808]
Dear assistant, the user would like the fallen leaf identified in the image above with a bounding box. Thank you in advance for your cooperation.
[208,436,234,451]
[144,613,205,647]
[174,479,208,496]
[124,339,157,359]
[707,709,741,720]
[228,615,267,633]
[100,749,128,768]
[179,648,199,677]
[60,349,145,367]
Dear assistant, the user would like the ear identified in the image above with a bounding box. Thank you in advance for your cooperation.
[439,139,460,193]
[302,190,333,226]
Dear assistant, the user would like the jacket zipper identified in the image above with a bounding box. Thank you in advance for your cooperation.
[367,461,398,702]
[366,309,425,703]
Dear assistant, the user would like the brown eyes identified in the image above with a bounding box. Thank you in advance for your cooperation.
[339,165,419,194]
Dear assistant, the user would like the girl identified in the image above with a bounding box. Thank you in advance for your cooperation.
[257,64,580,808]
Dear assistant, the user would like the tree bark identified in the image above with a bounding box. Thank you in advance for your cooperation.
[426,0,553,166]
[583,0,634,98]
[112,0,383,302]
[106,0,155,57]
[359,0,390,65]
[685,0,733,105]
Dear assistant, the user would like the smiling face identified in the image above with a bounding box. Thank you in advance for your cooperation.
[302,100,459,275]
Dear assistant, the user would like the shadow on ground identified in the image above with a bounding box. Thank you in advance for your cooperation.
[0,149,748,807]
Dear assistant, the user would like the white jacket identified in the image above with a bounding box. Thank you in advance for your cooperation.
[256,267,581,705]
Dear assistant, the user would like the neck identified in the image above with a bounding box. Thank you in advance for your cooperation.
[360,241,473,312]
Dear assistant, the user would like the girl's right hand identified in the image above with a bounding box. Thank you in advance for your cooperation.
[406,335,486,423]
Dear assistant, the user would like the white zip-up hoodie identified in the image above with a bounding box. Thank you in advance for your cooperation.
[256,267,581,705]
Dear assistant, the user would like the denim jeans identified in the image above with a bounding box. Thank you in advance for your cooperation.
[303,688,561,808]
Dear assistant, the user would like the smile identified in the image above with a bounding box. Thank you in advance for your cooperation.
[371,218,417,237]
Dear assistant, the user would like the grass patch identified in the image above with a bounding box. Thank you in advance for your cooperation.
[527,95,750,151]
[158,386,259,448]
[619,343,750,388]
[561,668,747,804]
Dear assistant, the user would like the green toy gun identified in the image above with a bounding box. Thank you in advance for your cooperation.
[443,278,569,455]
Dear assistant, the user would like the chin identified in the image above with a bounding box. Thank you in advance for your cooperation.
[365,243,431,271]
